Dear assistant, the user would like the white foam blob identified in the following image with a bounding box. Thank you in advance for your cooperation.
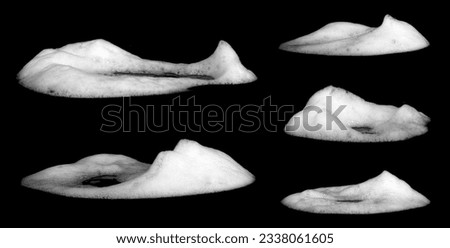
[21,139,255,198]
[285,86,429,142]
[282,171,430,214]
[279,15,429,55]
[18,39,257,97]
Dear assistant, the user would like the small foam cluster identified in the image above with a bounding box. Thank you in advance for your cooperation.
[280,15,429,56]
[18,39,257,97]
[282,171,430,214]
[21,140,255,199]
[285,86,429,142]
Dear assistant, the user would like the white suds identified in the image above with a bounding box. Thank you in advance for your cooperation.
[21,139,255,199]
[279,15,429,55]
[18,39,257,97]
[282,171,430,214]
[285,86,429,142]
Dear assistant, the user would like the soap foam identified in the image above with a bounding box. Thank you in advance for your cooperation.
[21,139,255,199]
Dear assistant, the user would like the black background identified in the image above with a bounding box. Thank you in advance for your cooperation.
[4,2,447,227]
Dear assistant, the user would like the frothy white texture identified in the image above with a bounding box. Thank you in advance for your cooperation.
[285,86,429,142]
[18,39,257,97]
[282,171,430,214]
[21,139,255,198]
[280,15,429,55]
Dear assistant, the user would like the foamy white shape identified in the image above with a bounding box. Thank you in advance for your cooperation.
[279,15,429,55]
[21,139,255,198]
[18,39,257,97]
[285,86,429,142]
[282,171,430,214]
